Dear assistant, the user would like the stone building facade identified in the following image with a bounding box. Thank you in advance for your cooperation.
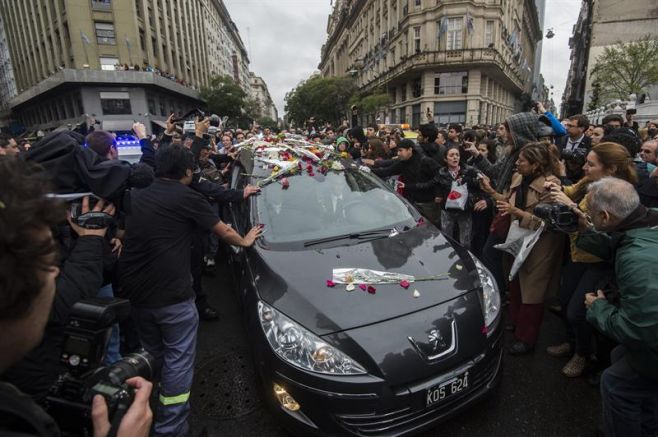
[319,0,542,127]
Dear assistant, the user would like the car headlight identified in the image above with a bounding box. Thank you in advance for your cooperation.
[257,301,367,375]
[470,255,501,336]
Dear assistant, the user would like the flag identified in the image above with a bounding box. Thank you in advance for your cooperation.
[466,13,474,34]
[80,31,90,45]
[438,16,447,37]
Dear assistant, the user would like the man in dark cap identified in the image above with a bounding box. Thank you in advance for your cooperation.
[371,139,441,225]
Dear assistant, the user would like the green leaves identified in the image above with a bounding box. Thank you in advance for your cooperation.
[200,75,248,120]
[284,76,357,127]
[590,36,658,102]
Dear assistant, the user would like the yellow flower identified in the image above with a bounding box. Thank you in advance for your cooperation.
[340,152,349,159]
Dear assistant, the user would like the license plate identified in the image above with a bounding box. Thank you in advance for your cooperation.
[426,372,469,407]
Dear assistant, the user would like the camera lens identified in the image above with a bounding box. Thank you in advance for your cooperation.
[106,351,154,385]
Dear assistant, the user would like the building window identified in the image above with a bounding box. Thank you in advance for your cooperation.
[400,85,406,102]
[413,27,421,53]
[433,100,466,124]
[91,0,111,10]
[434,72,468,95]
[147,97,156,115]
[99,57,118,71]
[412,78,422,98]
[446,17,463,50]
[100,91,132,115]
[485,20,495,47]
[414,0,421,7]
[95,22,116,45]
[412,104,421,128]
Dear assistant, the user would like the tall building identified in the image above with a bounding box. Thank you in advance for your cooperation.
[531,0,546,102]
[0,12,17,120]
[319,0,542,127]
[249,72,278,123]
[562,0,658,117]
[0,0,251,133]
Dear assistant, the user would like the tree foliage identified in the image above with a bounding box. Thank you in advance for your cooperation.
[284,76,357,127]
[590,36,658,102]
[200,75,247,120]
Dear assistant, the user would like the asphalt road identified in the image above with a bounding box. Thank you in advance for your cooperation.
[191,261,602,437]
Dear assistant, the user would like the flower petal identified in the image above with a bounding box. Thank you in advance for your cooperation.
[400,280,410,289]
[367,285,376,294]
[358,283,367,291]
[326,280,335,288]
[346,283,355,292]
[412,289,421,298]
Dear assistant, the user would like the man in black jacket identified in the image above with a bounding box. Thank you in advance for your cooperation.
[556,114,591,182]
[0,158,152,437]
[371,139,441,226]
[417,123,446,165]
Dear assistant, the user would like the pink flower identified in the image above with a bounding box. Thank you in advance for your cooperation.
[308,172,315,177]
[400,280,410,289]
[281,177,289,189]
[480,325,489,335]
[358,284,367,291]
[326,280,336,288]
[306,164,313,172]
[416,217,425,227]
[367,285,376,294]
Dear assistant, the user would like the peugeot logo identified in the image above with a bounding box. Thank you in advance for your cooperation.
[427,329,447,352]
[408,319,458,362]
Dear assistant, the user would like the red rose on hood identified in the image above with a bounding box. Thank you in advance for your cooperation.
[447,191,462,200]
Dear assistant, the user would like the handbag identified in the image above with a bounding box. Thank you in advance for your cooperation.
[445,180,468,210]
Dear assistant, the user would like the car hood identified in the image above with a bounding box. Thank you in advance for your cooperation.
[252,226,478,335]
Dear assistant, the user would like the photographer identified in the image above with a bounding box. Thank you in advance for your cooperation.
[577,177,658,437]
[556,114,591,182]
[0,158,152,437]
[118,144,261,436]
[544,142,637,378]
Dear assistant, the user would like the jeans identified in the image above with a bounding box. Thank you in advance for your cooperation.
[440,209,473,248]
[133,298,199,437]
[600,346,658,437]
[559,261,608,355]
[97,284,122,365]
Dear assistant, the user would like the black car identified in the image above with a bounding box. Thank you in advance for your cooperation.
[226,147,503,436]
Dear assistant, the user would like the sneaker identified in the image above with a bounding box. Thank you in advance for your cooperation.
[561,354,587,378]
[546,342,572,358]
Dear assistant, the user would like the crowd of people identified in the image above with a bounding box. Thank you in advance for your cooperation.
[1,103,657,437]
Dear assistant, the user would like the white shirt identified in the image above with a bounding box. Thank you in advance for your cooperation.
[566,134,585,152]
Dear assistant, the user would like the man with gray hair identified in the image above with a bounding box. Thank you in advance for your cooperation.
[576,177,658,437]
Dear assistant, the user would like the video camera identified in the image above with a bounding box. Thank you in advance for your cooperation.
[533,203,579,233]
[172,108,222,137]
[46,298,154,437]
[560,146,588,167]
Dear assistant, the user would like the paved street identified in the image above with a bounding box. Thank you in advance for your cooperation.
[191,260,602,437]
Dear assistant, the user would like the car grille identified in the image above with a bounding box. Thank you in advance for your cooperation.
[335,352,501,436]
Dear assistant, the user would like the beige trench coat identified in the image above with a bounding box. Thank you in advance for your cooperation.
[507,173,565,304]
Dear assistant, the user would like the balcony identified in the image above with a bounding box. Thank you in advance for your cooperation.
[362,48,524,92]
[10,69,201,109]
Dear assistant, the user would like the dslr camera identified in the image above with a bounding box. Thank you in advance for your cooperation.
[533,203,579,233]
[173,109,222,137]
[46,298,154,436]
[560,146,588,168]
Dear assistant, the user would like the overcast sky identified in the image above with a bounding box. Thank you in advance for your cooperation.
[225,0,580,117]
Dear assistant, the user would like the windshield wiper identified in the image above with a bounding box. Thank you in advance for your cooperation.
[303,229,396,247]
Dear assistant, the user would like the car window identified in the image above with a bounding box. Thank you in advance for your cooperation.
[230,164,251,233]
[254,169,416,247]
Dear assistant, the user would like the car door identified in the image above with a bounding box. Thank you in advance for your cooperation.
[228,164,255,302]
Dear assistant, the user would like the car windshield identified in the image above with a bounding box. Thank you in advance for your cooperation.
[254,169,417,246]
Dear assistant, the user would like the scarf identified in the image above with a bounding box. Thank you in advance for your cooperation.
[514,175,534,210]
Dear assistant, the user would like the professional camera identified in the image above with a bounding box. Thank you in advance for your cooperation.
[46,298,154,436]
[174,108,222,137]
[560,146,588,167]
[533,202,579,233]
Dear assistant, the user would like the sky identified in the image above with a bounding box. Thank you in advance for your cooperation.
[224,0,580,117]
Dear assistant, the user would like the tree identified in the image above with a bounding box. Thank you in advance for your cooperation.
[285,76,357,127]
[587,81,602,111]
[200,75,247,120]
[589,36,658,102]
